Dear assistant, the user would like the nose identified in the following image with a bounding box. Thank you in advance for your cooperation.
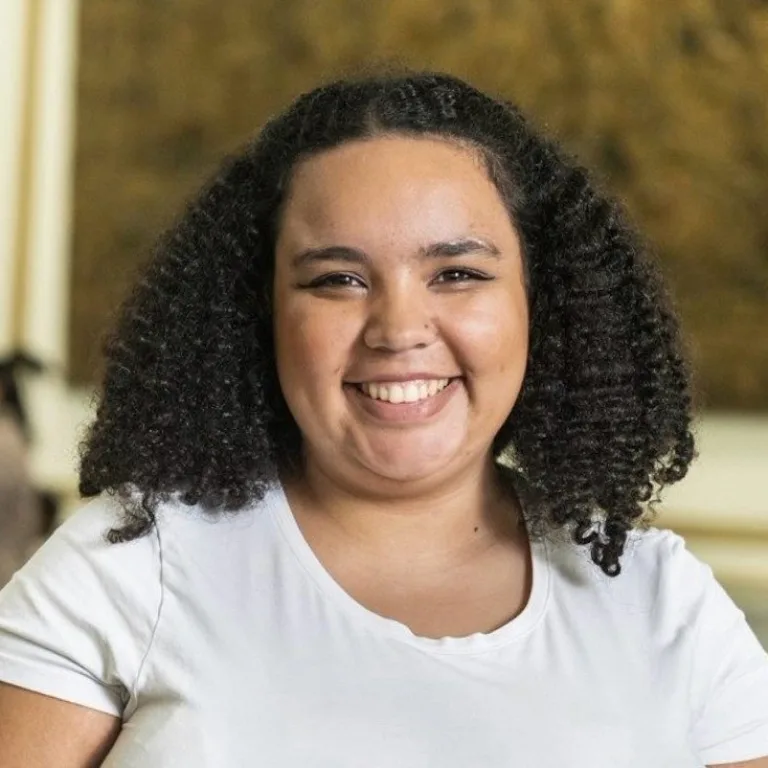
[362,286,437,352]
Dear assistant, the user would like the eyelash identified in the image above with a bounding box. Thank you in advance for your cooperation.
[305,273,365,289]
[433,268,494,284]
[303,269,494,290]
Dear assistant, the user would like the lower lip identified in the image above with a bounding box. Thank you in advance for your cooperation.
[345,379,461,423]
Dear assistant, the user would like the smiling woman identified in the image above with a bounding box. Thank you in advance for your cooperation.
[0,70,767,767]
[274,137,528,492]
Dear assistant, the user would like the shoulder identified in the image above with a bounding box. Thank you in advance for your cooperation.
[0,490,279,714]
[0,493,165,637]
[48,486,277,555]
[544,525,717,631]
[621,525,707,588]
[621,525,715,609]
[615,530,768,764]
[23,494,163,589]
[621,527,717,631]
[12,494,160,580]
[32,487,280,591]
[0,495,163,714]
[545,524,699,586]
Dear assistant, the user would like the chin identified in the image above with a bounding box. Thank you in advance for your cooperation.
[371,466,440,484]
[361,450,460,487]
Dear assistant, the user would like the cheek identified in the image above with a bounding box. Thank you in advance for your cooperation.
[451,294,529,376]
[275,301,360,383]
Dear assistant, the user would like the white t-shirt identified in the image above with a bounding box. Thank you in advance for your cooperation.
[0,486,767,767]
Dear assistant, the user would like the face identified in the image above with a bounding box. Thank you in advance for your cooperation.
[273,136,528,493]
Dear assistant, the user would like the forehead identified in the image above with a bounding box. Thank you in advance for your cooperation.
[277,136,513,248]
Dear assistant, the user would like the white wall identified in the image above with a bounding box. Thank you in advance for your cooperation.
[22,0,79,368]
[664,415,768,523]
[662,415,768,587]
[0,0,88,503]
[0,0,29,348]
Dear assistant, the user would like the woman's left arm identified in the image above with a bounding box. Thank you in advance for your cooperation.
[657,534,768,765]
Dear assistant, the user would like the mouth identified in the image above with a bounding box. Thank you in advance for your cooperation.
[344,377,461,424]
[351,378,456,404]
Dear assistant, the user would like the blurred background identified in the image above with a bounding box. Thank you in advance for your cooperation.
[1,0,766,638]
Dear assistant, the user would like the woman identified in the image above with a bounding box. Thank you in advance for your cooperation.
[0,71,766,767]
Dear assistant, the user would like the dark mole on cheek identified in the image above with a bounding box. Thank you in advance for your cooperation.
[474,526,479,533]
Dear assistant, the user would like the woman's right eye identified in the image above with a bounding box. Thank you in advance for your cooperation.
[305,273,366,290]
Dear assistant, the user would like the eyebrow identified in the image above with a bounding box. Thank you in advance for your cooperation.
[290,237,501,269]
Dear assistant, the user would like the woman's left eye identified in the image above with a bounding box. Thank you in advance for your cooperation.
[433,269,493,284]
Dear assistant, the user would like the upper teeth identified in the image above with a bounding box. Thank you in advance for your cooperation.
[359,379,450,404]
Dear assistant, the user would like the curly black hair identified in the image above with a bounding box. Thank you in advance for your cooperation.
[79,70,695,576]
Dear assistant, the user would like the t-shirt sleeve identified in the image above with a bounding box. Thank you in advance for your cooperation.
[0,496,161,717]
[667,535,768,765]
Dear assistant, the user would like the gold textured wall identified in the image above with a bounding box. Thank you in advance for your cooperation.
[70,0,768,408]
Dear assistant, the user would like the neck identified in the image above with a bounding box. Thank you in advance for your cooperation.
[281,454,522,570]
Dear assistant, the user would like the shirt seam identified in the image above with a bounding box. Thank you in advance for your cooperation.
[127,518,165,707]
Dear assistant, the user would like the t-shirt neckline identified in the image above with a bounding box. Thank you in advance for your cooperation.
[268,481,551,656]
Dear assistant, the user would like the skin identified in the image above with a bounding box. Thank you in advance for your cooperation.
[275,137,529,494]
[0,136,764,766]
[0,682,120,766]
[713,763,768,768]
[273,136,534,636]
